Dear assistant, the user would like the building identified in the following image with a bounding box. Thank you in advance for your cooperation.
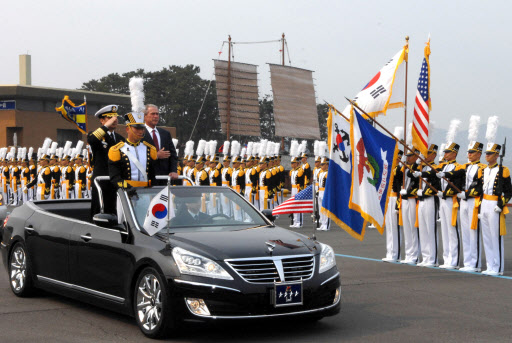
[0,55,176,149]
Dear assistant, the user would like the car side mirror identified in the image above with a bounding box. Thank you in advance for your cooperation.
[261,209,276,223]
[93,213,119,228]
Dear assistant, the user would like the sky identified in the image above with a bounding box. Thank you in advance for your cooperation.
[3,0,511,138]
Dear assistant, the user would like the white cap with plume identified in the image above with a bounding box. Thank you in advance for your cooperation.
[246,142,253,157]
[223,141,230,156]
[313,140,320,157]
[185,141,194,157]
[290,140,299,158]
[445,119,461,145]
[231,141,240,158]
[49,142,58,156]
[258,139,268,158]
[485,116,499,152]
[196,139,206,157]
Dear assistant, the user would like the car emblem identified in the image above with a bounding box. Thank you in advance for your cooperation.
[265,241,276,255]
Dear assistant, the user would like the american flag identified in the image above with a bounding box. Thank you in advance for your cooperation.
[272,185,314,215]
[412,40,431,156]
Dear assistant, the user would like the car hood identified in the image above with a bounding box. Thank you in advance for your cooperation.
[168,226,320,260]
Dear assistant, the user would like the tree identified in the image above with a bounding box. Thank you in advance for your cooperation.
[317,103,329,140]
[259,94,275,140]
[80,65,222,145]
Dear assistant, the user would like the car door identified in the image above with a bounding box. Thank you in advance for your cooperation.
[70,222,134,300]
[24,211,72,283]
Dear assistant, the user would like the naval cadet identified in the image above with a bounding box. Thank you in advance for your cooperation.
[446,141,485,272]
[478,141,512,275]
[434,143,464,269]
[108,111,157,223]
[87,105,125,217]
[413,145,441,267]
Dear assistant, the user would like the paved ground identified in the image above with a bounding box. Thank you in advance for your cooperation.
[1,212,511,342]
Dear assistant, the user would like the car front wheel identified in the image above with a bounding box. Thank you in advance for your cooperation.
[9,242,35,297]
[134,267,176,339]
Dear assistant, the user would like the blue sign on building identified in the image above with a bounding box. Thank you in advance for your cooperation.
[0,100,16,110]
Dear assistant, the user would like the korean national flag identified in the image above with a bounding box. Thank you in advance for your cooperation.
[143,187,175,236]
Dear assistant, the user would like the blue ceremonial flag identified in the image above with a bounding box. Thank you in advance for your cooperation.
[321,106,367,241]
[349,109,398,233]
[55,95,88,134]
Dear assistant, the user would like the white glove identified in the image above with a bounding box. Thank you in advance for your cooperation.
[494,206,502,213]
[457,192,466,200]
[393,209,399,214]
[436,172,445,179]
[413,171,422,178]
[400,189,407,196]
[22,186,27,192]
[417,189,423,197]
[437,191,443,198]
[478,213,483,219]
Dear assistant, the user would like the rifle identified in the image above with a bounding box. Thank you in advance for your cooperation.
[497,138,506,208]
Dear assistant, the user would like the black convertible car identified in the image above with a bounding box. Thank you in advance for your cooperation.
[1,179,340,338]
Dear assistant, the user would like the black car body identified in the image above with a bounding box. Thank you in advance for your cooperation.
[1,184,340,338]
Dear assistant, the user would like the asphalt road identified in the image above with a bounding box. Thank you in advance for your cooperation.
[1,212,511,342]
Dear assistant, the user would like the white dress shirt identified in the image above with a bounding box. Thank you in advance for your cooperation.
[145,124,161,149]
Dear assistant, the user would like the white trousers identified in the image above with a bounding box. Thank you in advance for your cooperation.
[480,199,505,273]
[418,197,438,265]
[439,197,460,267]
[291,187,302,227]
[221,194,232,217]
[318,191,330,230]
[401,198,420,262]
[384,196,401,260]
[459,198,482,269]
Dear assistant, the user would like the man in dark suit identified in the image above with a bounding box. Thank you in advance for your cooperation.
[87,105,125,218]
[170,197,213,226]
[143,104,178,184]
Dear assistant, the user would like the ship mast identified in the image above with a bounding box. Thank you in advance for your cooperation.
[226,35,232,140]
[280,33,285,150]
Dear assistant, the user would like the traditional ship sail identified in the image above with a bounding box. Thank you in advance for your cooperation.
[214,60,261,137]
[268,64,321,139]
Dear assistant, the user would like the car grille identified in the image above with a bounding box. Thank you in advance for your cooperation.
[225,255,315,284]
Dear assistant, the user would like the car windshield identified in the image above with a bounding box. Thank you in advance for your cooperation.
[128,186,269,234]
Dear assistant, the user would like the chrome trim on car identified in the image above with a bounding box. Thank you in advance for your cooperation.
[24,226,35,232]
[0,242,7,248]
[320,272,340,286]
[36,275,125,303]
[173,279,242,293]
[225,254,316,284]
[26,201,128,235]
[186,287,342,319]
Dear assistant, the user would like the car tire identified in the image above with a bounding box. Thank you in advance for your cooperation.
[8,242,35,297]
[134,267,176,339]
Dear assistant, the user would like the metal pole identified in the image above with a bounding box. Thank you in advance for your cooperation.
[226,35,232,141]
[281,33,286,150]
[402,36,409,189]
[344,98,462,193]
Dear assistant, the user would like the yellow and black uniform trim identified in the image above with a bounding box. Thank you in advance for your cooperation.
[92,126,107,140]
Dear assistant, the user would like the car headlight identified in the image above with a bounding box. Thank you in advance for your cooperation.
[172,247,233,280]
[319,243,336,273]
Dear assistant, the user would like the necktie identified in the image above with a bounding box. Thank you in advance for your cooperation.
[152,129,160,151]
[110,132,115,143]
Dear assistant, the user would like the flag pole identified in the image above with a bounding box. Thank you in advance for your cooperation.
[84,95,88,136]
[402,36,409,189]
[311,180,318,240]
[345,97,461,193]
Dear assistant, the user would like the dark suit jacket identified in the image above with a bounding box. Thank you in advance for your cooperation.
[170,209,213,227]
[88,125,126,179]
[143,127,178,176]
[87,125,125,216]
